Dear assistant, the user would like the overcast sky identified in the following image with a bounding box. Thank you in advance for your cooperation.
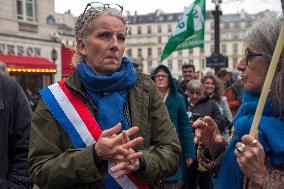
[55,0,282,16]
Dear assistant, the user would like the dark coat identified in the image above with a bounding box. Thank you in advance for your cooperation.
[188,96,226,133]
[152,65,195,181]
[0,75,32,188]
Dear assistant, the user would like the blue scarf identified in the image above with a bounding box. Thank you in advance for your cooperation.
[217,90,284,189]
[76,57,137,131]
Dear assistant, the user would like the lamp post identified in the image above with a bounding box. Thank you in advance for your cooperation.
[206,0,228,73]
[212,0,222,54]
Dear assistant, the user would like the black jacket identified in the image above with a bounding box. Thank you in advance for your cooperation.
[0,75,32,188]
[188,96,226,133]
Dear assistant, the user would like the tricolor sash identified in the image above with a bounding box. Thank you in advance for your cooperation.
[40,80,149,189]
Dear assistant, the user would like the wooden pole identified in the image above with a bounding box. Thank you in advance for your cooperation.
[249,24,284,137]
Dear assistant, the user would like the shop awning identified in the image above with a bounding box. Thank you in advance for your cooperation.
[0,54,56,73]
[61,46,74,78]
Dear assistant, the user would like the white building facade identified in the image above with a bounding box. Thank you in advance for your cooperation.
[126,10,277,79]
[0,0,61,92]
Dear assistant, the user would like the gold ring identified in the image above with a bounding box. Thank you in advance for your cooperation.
[249,139,258,147]
[237,143,246,153]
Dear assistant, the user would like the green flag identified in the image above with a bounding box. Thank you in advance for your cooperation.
[160,0,206,61]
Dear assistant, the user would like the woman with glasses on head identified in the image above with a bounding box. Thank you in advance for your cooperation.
[151,65,195,189]
[193,16,284,189]
[29,3,180,189]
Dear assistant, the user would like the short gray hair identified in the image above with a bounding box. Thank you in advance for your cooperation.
[187,79,204,95]
[73,6,128,65]
[244,16,284,118]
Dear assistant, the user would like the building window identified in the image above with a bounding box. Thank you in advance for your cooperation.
[147,47,152,57]
[221,44,227,54]
[157,25,162,33]
[233,43,238,54]
[210,45,214,54]
[202,59,205,68]
[158,47,162,56]
[148,61,153,72]
[210,34,214,40]
[147,25,152,34]
[178,60,182,71]
[168,60,173,70]
[224,23,229,29]
[178,51,182,56]
[232,33,238,40]
[158,36,162,43]
[137,48,142,57]
[17,0,36,22]
[188,49,193,54]
[128,27,132,35]
[127,48,132,57]
[168,24,172,33]
[137,26,142,35]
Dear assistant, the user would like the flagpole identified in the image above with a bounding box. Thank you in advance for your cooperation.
[249,24,284,137]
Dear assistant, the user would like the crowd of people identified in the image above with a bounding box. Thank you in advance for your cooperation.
[0,2,283,189]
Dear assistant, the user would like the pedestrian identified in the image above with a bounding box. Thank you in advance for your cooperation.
[29,2,181,189]
[0,61,32,188]
[152,65,195,189]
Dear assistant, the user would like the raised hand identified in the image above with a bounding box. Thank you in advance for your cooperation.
[192,116,224,156]
[94,123,144,163]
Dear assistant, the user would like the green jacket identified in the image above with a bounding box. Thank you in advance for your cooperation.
[29,71,181,189]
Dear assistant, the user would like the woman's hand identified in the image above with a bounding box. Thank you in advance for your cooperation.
[94,123,144,162]
[110,130,143,179]
[192,116,224,156]
[234,135,267,187]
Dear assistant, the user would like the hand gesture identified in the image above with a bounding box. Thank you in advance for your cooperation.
[95,123,143,163]
[110,130,143,179]
[192,116,223,156]
[234,135,267,187]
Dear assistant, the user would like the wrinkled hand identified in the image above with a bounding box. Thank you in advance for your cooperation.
[185,157,193,167]
[234,135,267,187]
[95,123,144,163]
[110,130,143,179]
[192,116,223,156]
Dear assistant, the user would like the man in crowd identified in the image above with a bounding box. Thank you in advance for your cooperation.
[178,63,196,102]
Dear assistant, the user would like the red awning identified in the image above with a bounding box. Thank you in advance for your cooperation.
[0,54,56,73]
[61,46,75,78]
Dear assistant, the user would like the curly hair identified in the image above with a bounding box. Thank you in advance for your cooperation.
[244,16,284,118]
[72,6,128,65]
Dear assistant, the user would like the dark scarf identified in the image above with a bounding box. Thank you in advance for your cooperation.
[76,57,137,131]
[217,90,284,189]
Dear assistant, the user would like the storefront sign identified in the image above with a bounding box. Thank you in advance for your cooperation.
[0,43,41,57]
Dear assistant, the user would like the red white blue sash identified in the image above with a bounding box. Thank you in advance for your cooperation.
[40,80,149,189]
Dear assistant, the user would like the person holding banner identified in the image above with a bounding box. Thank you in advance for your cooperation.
[192,16,284,189]
[29,2,181,189]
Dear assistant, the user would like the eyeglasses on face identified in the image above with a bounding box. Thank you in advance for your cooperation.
[82,2,123,17]
[244,49,270,65]
[154,74,169,79]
